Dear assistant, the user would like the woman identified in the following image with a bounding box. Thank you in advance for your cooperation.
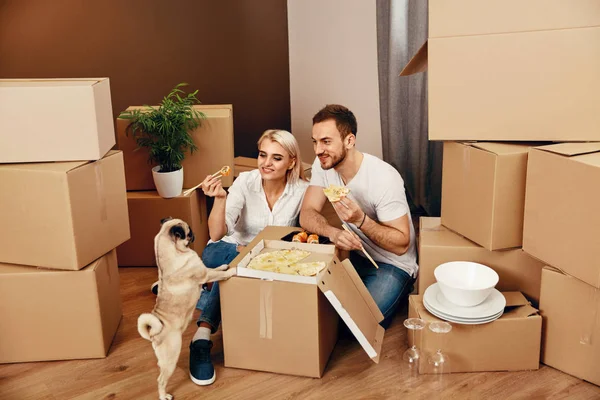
[189,129,309,386]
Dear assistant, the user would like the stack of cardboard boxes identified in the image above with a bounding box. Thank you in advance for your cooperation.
[0,78,130,363]
[114,104,235,266]
[401,1,600,381]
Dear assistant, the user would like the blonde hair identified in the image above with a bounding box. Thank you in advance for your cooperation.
[257,129,307,184]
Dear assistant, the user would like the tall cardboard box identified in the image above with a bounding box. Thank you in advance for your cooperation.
[117,190,208,266]
[0,78,115,163]
[539,267,600,386]
[523,143,600,288]
[408,293,541,373]
[221,226,384,377]
[0,150,130,270]
[419,217,544,305]
[0,250,122,363]
[441,142,533,250]
[400,1,600,141]
[117,104,235,190]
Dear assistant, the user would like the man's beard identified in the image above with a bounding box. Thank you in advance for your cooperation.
[320,147,347,170]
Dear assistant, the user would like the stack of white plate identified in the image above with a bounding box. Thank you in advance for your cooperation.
[423,283,506,325]
[423,261,506,325]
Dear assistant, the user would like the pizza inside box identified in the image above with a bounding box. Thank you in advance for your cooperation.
[220,236,384,378]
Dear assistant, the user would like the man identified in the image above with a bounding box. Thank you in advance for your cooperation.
[300,104,418,327]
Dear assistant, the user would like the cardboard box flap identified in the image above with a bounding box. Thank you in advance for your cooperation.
[399,41,428,76]
[535,142,600,157]
[503,291,539,318]
[503,291,529,307]
[340,259,384,321]
[468,142,533,156]
[505,303,539,319]
[318,258,385,363]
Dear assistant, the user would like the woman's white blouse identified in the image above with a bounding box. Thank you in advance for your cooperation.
[216,169,309,246]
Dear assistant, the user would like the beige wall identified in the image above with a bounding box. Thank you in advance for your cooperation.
[287,0,383,164]
[0,0,290,159]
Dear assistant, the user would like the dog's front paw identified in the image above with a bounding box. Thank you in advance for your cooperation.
[226,267,237,278]
[160,394,173,400]
[214,264,229,271]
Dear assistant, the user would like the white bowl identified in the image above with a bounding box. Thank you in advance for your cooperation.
[434,261,499,307]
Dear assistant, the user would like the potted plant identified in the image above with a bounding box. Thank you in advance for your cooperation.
[119,83,205,198]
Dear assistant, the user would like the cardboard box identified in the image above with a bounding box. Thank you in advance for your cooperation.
[523,143,600,288]
[116,104,234,190]
[234,156,312,179]
[539,267,600,386]
[0,250,122,363]
[441,142,534,250]
[400,2,600,141]
[0,78,115,163]
[116,190,208,267]
[419,217,544,305]
[220,226,384,377]
[408,292,541,374]
[0,150,130,270]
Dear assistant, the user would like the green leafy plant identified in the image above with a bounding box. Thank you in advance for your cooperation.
[119,83,205,173]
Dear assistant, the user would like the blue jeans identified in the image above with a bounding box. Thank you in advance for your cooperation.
[349,251,415,328]
[196,241,239,333]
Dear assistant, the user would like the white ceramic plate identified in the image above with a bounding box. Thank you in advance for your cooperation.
[424,303,503,325]
[424,296,503,322]
[423,299,503,324]
[423,283,506,319]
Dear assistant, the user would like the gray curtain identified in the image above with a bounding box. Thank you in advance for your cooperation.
[376,0,442,217]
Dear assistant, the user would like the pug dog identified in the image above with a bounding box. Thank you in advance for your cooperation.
[138,217,236,400]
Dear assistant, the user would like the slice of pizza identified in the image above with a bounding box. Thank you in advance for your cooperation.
[290,261,327,276]
[323,184,350,203]
[274,264,302,275]
[246,250,279,270]
[279,249,311,264]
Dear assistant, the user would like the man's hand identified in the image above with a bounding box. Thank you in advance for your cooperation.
[330,228,363,251]
[331,196,365,225]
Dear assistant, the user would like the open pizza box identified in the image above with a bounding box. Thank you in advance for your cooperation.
[220,231,384,377]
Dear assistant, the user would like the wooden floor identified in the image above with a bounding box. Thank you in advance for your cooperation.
[2,267,599,400]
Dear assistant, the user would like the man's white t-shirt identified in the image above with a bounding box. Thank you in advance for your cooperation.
[310,153,418,277]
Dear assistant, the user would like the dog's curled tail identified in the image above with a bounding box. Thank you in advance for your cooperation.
[137,313,163,340]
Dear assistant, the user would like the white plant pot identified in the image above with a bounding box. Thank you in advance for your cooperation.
[152,166,184,198]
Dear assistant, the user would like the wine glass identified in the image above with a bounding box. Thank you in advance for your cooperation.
[403,318,427,365]
[427,321,452,373]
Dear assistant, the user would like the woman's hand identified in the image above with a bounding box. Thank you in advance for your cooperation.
[201,175,227,198]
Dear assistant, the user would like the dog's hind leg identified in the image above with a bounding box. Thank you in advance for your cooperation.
[155,332,182,400]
